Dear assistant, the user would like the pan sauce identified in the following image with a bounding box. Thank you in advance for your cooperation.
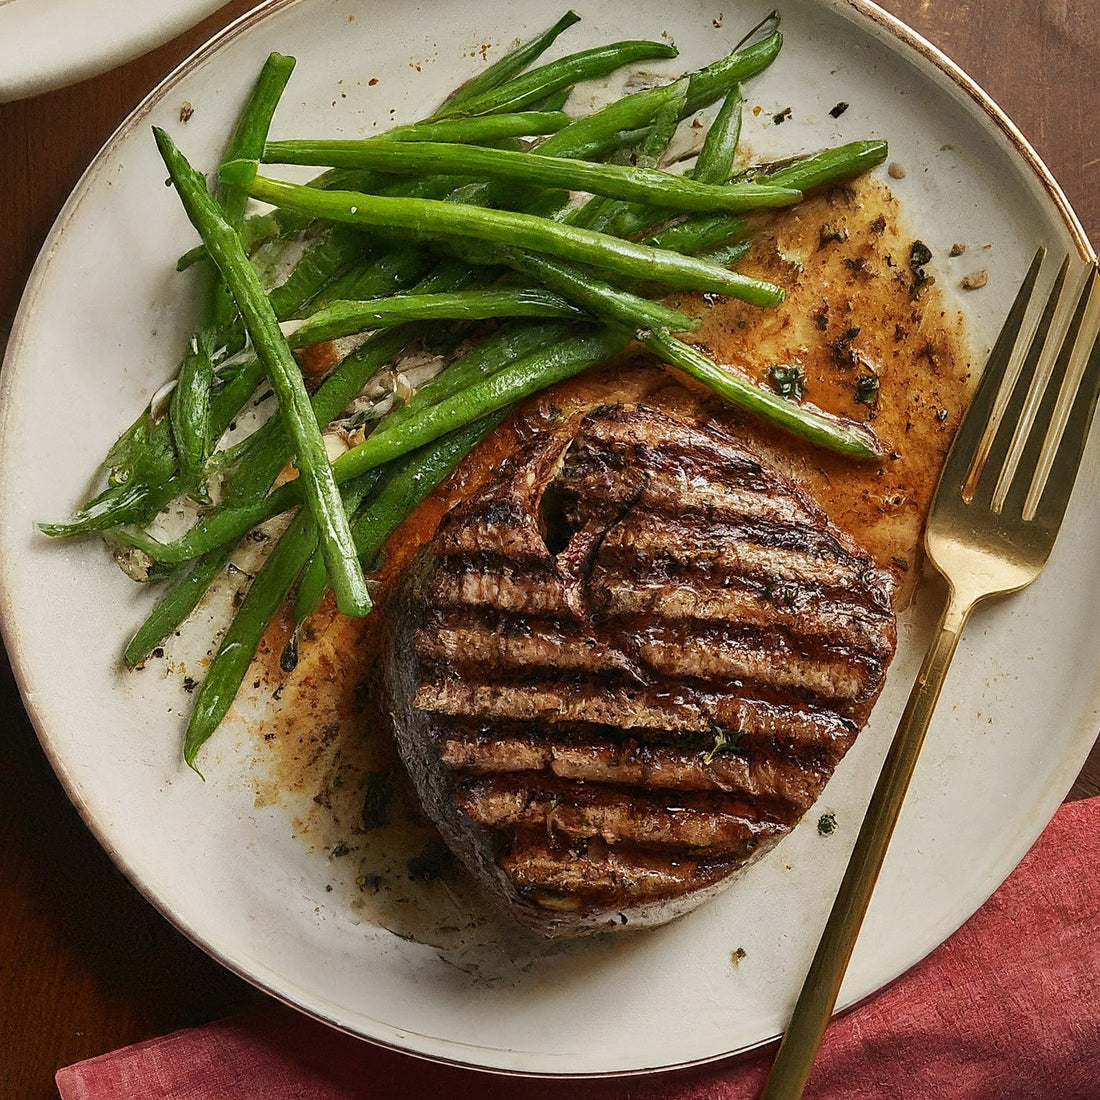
[240,174,975,948]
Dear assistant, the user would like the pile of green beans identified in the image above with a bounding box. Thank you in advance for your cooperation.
[41,10,891,770]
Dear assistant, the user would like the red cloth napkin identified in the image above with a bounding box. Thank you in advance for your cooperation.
[57,796,1100,1100]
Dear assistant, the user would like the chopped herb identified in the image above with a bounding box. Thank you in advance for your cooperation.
[702,729,742,765]
[817,812,838,836]
[909,239,934,299]
[909,240,933,269]
[818,222,847,250]
[830,325,861,368]
[854,373,880,405]
[828,101,849,118]
[767,363,807,402]
[762,581,798,606]
[360,770,393,831]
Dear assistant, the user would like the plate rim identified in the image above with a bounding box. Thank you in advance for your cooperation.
[1,0,1096,1077]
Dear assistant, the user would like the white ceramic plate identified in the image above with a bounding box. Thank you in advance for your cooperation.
[2,0,1097,1077]
[0,0,229,101]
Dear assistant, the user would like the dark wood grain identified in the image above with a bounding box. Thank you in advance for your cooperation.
[1,3,1098,1097]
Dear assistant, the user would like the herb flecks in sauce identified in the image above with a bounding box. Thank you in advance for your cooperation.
[239,174,971,951]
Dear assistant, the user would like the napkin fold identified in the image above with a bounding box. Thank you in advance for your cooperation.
[57,796,1100,1100]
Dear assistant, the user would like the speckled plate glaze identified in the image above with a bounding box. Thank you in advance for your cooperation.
[0,0,228,101]
[1,0,1097,1076]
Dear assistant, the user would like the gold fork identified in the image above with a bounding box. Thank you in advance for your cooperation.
[760,247,1100,1099]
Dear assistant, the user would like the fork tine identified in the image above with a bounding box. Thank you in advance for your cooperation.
[1013,265,1100,528]
[944,248,1044,506]
[967,255,1070,509]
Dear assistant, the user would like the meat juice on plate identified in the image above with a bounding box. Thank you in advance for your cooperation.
[240,173,974,951]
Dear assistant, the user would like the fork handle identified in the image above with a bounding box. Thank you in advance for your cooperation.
[760,590,974,1099]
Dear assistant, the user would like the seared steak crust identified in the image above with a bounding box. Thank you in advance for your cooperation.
[383,404,896,935]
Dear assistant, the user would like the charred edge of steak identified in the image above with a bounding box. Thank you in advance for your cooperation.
[382,404,897,935]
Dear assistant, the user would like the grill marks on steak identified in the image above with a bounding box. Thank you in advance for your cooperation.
[383,404,897,934]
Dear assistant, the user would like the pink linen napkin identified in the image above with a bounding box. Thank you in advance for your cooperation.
[57,795,1100,1100]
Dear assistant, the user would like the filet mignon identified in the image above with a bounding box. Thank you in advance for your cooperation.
[382,403,897,935]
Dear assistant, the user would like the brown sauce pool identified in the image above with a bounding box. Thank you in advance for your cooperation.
[239,175,975,948]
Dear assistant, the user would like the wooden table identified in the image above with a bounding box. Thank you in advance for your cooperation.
[2,3,1098,1096]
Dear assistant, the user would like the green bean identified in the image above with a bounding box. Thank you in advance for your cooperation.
[643,212,747,255]
[124,326,629,565]
[643,329,883,460]
[293,413,505,620]
[303,244,431,311]
[644,139,888,257]
[73,59,299,517]
[615,87,746,252]
[38,479,168,537]
[169,54,298,482]
[219,261,479,508]
[433,39,678,118]
[698,240,752,268]
[182,507,317,771]
[692,84,744,184]
[217,53,297,232]
[266,223,372,321]
[535,28,780,162]
[380,320,570,435]
[536,79,688,162]
[256,139,800,214]
[431,11,581,118]
[681,27,781,116]
[169,329,216,489]
[328,326,629,480]
[382,111,570,143]
[217,327,414,509]
[594,82,688,238]
[759,139,888,191]
[182,466,385,758]
[241,174,788,303]
[281,287,584,348]
[503,247,880,458]
[123,543,237,667]
[154,127,370,616]
[502,250,699,334]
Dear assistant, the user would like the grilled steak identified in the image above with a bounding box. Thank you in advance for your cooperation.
[382,403,897,935]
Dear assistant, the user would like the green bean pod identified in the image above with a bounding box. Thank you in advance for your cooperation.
[434,39,679,118]
[182,507,318,771]
[430,10,582,117]
[643,329,884,460]
[154,127,370,617]
[382,111,570,143]
[293,413,506,620]
[257,139,801,214]
[240,173,788,304]
[123,544,237,667]
[281,287,584,348]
